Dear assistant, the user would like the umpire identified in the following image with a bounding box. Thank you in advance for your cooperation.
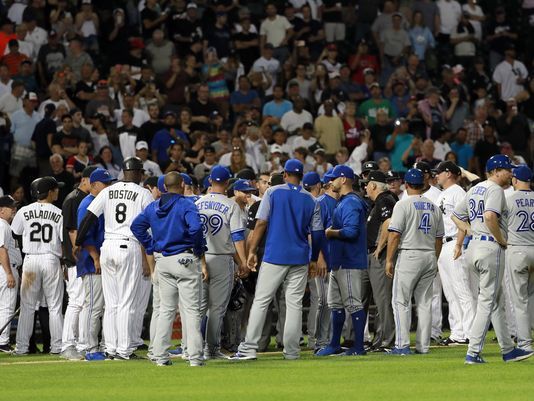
[131,172,208,367]
[364,170,396,351]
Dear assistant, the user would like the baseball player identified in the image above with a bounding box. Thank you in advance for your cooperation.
[0,196,21,353]
[12,177,65,355]
[387,168,444,355]
[435,161,475,346]
[76,157,153,360]
[505,165,534,352]
[60,166,97,360]
[452,154,533,364]
[316,165,368,356]
[76,168,115,360]
[195,166,247,359]
[182,173,201,202]
[232,159,325,360]
[364,170,397,351]
[131,172,208,367]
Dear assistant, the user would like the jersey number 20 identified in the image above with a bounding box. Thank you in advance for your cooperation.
[29,222,53,243]
[418,213,432,234]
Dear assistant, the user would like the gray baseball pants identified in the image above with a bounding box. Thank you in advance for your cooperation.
[368,253,395,348]
[79,273,104,353]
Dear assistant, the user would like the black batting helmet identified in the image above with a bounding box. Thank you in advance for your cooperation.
[122,156,144,171]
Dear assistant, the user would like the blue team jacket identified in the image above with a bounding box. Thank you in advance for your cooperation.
[328,192,368,270]
[317,193,337,270]
[131,193,206,257]
[76,194,104,277]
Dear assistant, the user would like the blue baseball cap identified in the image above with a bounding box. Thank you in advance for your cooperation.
[180,173,193,186]
[89,168,116,184]
[513,165,533,182]
[303,172,321,187]
[284,159,304,174]
[331,165,355,180]
[404,168,424,185]
[202,175,211,190]
[157,175,167,193]
[485,154,516,172]
[210,165,231,182]
[233,179,256,192]
[322,168,335,184]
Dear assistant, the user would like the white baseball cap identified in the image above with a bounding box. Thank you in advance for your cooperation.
[270,144,284,154]
[135,141,149,150]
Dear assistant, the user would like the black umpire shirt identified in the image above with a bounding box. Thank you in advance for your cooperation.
[366,191,397,253]
[62,188,88,266]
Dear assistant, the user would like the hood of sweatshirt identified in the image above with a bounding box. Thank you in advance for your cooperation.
[156,193,183,217]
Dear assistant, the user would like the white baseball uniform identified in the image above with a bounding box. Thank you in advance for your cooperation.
[11,202,64,354]
[87,182,152,358]
[0,218,21,346]
[436,184,476,342]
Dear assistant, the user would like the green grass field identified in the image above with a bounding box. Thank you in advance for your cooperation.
[2,333,533,401]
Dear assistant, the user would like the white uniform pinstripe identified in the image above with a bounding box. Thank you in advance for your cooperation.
[133,274,151,347]
[61,267,85,352]
[11,202,64,354]
[0,219,21,345]
[87,182,152,358]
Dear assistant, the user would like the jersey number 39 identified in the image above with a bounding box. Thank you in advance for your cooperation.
[200,214,223,236]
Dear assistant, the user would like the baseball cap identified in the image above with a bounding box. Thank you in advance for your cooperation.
[163,110,177,118]
[24,92,38,101]
[0,195,16,208]
[129,37,145,49]
[369,82,380,89]
[186,2,198,9]
[264,43,274,50]
[270,144,284,154]
[363,68,375,75]
[332,165,355,180]
[236,169,256,181]
[135,141,149,151]
[513,165,533,182]
[436,161,461,176]
[210,165,231,182]
[180,173,193,186]
[404,168,424,185]
[322,168,335,184]
[233,179,256,192]
[303,172,321,187]
[414,161,431,174]
[362,161,379,174]
[364,170,387,184]
[33,177,64,196]
[269,173,285,186]
[485,154,516,172]
[144,176,159,189]
[81,165,98,178]
[96,80,108,89]
[284,159,303,174]
[90,168,116,184]
[157,175,167,193]
[386,171,402,182]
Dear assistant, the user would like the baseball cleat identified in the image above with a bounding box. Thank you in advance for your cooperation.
[315,346,343,356]
[85,352,106,361]
[229,352,257,361]
[205,350,229,360]
[502,348,534,363]
[61,347,84,361]
[190,361,205,367]
[0,344,14,353]
[438,337,467,347]
[343,347,367,356]
[11,350,29,356]
[465,353,486,364]
[104,353,116,360]
[114,353,144,361]
[168,347,183,358]
[156,360,173,367]
[388,347,411,355]
[136,344,149,351]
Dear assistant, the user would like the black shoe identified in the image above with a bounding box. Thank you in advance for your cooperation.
[370,346,391,353]
[341,340,354,348]
[276,343,283,350]
[430,336,443,344]
[0,344,13,353]
[136,344,149,351]
[439,338,469,346]
[104,353,115,360]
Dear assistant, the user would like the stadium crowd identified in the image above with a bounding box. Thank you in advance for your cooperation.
[0,0,533,363]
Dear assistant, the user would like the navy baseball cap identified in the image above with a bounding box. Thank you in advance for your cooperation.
[386,171,402,181]
[362,161,379,173]
[513,165,533,182]
[157,175,167,193]
[82,165,98,178]
[485,154,516,172]
[364,170,387,184]
[210,166,231,182]
[414,161,431,174]
[233,179,256,192]
[180,173,193,186]
[0,195,16,208]
[404,168,424,185]
[303,172,321,187]
[332,165,355,180]
[90,168,116,184]
[284,159,304,174]
[202,175,211,191]
[436,161,461,176]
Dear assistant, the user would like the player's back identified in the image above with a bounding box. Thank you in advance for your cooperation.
[389,194,444,251]
[463,180,508,238]
[506,189,534,246]
[317,193,337,228]
[88,181,152,240]
[196,192,244,254]
[11,202,63,257]
[437,183,466,237]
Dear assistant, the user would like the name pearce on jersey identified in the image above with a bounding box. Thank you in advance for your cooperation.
[23,209,61,223]
[413,201,435,211]
[109,189,139,201]
[196,200,230,215]
[515,198,534,208]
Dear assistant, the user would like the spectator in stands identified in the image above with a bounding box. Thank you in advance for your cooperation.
[433,126,452,161]
[496,98,531,159]
[385,117,413,172]
[230,75,261,117]
[280,96,313,135]
[473,122,500,175]
[233,15,260,74]
[1,40,28,76]
[51,113,79,157]
[0,80,24,115]
[486,7,517,71]
[450,12,477,67]
[189,83,218,132]
[31,102,56,175]
[358,83,393,126]
[492,44,529,102]
[134,140,162,178]
[95,145,120,178]
[161,141,193,174]
[64,37,93,82]
[151,111,188,164]
[66,139,93,181]
[262,84,292,124]
[379,13,411,82]
[49,153,75,207]
[252,43,280,97]
[314,99,344,160]
[193,145,217,181]
[260,3,293,64]
[141,0,168,40]
[409,11,436,62]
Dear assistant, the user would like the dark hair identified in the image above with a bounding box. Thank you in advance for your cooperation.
[407,183,424,190]
[286,171,303,180]
[61,114,73,121]
[122,108,134,118]
[96,145,116,170]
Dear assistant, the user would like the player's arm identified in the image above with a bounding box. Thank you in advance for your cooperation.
[453,228,466,260]
[130,210,154,254]
[247,219,267,272]
[184,207,207,257]
[85,245,101,274]
[484,211,507,248]
[0,246,15,288]
[385,231,401,278]
[230,205,247,276]
[374,218,391,258]
[75,211,98,246]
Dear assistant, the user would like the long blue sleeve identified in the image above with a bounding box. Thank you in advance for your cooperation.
[338,200,362,240]
[311,230,325,262]
[184,207,207,257]
[131,209,155,255]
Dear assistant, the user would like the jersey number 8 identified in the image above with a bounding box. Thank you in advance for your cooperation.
[115,203,127,223]
[200,214,223,236]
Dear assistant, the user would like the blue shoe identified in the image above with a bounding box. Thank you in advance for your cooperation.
[388,347,411,355]
[344,347,366,356]
[85,352,106,361]
[465,353,486,364]
[502,348,534,363]
[168,347,183,356]
[229,352,257,361]
[315,345,343,356]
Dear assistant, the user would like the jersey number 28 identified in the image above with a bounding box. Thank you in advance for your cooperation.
[516,211,534,232]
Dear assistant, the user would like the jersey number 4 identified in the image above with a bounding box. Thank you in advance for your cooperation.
[516,211,534,232]
[200,214,223,236]
[418,213,432,234]
[30,222,53,243]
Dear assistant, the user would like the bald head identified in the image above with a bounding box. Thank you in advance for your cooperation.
[164,171,184,193]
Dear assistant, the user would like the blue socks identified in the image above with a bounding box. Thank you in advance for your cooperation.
[351,309,366,352]
[329,309,346,349]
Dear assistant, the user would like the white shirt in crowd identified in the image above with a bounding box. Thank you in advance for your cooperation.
[0,92,22,116]
[437,0,462,35]
[252,57,280,96]
[114,108,150,128]
[280,109,313,134]
[434,141,452,161]
[259,15,292,48]
[492,59,528,101]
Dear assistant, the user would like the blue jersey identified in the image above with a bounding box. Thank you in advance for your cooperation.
[257,183,324,265]
[76,194,104,277]
[131,193,206,257]
[317,193,337,269]
[329,192,368,270]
